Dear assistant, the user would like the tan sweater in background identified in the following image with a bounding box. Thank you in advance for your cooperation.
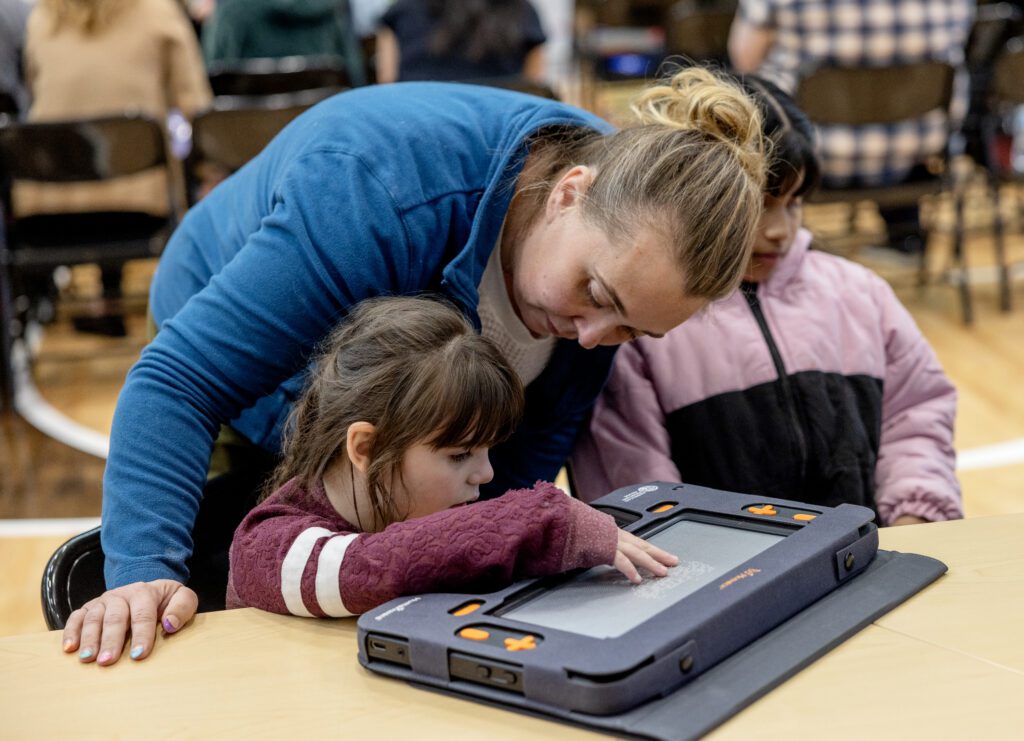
[15,0,211,217]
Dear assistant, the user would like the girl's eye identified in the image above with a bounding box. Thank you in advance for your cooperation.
[449,451,472,463]
[585,281,603,308]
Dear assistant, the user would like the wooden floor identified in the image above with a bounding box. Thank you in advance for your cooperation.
[2,193,1024,637]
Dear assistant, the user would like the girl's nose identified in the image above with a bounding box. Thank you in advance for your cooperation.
[469,452,494,485]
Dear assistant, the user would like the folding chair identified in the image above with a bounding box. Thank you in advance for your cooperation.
[794,62,974,323]
[186,87,337,205]
[664,0,737,67]
[981,36,1024,311]
[207,54,350,98]
[0,113,177,403]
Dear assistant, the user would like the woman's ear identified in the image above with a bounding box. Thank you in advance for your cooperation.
[545,165,595,219]
[345,421,376,474]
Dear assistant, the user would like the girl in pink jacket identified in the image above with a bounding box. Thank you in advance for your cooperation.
[573,76,961,526]
[227,296,677,617]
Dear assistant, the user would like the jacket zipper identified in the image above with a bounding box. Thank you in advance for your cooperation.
[740,282,808,488]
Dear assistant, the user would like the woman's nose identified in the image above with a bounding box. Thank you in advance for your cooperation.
[575,315,626,349]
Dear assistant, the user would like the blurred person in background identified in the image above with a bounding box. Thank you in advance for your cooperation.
[202,0,366,87]
[0,0,33,114]
[376,0,546,85]
[728,0,974,255]
[16,0,211,335]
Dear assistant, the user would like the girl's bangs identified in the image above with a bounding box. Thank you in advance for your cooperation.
[422,360,521,451]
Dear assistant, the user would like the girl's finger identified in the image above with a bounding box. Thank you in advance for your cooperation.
[613,551,643,584]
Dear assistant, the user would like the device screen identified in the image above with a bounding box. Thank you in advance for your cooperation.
[501,519,784,639]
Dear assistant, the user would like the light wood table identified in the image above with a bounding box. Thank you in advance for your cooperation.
[1,514,1021,740]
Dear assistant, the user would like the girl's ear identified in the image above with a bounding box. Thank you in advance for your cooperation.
[545,165,594,220]
[345,421,376,474]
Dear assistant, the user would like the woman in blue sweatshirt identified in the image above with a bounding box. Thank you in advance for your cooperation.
[65,70,768,665]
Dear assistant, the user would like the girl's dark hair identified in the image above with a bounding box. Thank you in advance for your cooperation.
[426,0,534,62]
[265,296,524,529]
[738,74,820,198]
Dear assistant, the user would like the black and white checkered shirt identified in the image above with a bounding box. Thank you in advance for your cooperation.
[738,0,974,186]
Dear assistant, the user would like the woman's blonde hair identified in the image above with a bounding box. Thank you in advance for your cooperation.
[40,0,132,34]
[266,296,524,530]
[516,66,767,301]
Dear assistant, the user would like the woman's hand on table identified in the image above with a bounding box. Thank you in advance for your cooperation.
[613,530,679,584]
[61,580,198,665]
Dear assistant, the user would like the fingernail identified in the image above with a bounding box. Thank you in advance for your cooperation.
[78,648,93,660]
[163,616,180,633]
[130,645,144,660]
[62,639,75,652]
[98,651,113,664]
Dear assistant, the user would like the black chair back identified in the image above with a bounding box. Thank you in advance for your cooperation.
[664,0,736,65]
[191,88,333,173]
[0,114,167,183]
[796,62,955,126]
[186,88,335,204]
[991,37,1024,104]
[208,54,350,97]
[794,62,973,322]
[41,465,272,630]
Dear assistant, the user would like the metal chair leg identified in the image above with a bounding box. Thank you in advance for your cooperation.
[953,186,973,325]
[991,180,1012,312]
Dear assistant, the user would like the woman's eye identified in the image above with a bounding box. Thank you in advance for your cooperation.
[449,451,472,463]
[585,282,602,308]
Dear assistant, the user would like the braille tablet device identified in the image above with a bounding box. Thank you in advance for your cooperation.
[357,482,878,716]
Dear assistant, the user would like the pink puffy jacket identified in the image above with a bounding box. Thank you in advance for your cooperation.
[573,229,961,525]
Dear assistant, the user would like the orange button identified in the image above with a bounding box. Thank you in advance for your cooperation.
[504,635,537,652]
[793,513,817,522]
[450,602,483,617]
[748,505,777,516]
[459,628,491,641]
[649,502,676,513]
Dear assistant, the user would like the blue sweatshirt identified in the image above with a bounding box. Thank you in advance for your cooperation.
[103,83,617,587]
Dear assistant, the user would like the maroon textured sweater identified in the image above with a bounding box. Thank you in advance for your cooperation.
[226,479,618,616]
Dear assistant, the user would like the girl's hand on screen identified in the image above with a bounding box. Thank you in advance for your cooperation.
[612,530,679,584]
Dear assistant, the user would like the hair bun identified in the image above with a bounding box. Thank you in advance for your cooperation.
[630,66,767,187]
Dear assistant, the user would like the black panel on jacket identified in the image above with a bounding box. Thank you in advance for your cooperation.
[664,371,883,515]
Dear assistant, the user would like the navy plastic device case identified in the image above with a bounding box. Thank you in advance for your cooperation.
[356,481,878,716]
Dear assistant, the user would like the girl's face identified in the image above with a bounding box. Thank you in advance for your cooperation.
[507,168,706,349]
[392,443,494,520]
[744,172,805,283]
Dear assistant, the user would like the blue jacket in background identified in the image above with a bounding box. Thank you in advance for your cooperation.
[103,82,617,587]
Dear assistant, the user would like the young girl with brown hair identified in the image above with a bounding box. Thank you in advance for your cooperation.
[226,296,677,617]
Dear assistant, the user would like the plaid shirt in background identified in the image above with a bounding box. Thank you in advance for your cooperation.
[738,0,974,187]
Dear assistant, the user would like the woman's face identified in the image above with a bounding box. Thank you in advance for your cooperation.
[506,167,706,349]
[743,172,805,283]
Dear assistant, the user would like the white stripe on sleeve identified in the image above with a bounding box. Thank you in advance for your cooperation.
[280,526,333,617]
[315,533,360,617]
